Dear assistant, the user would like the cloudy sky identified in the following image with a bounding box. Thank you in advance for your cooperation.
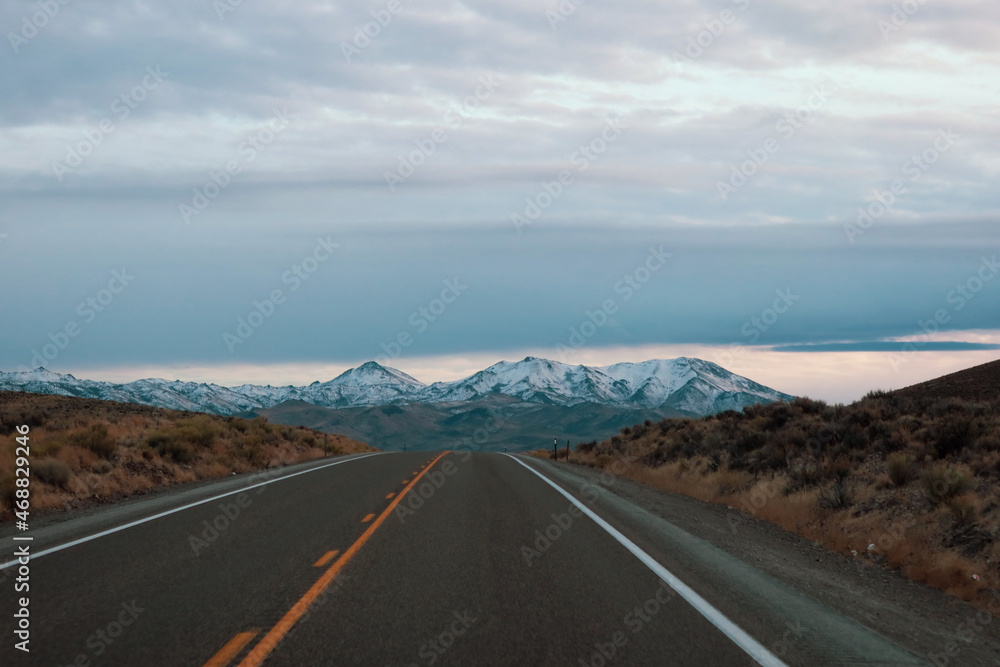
[1,0,998,402]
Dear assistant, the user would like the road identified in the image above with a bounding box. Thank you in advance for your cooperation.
[1,452,927,666]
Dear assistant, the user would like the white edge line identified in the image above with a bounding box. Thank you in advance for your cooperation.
[0,452,382,569]
[503,454,788,667]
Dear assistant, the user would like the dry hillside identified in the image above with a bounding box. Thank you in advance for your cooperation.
[0,391,373,520]
[564,361,1000,609]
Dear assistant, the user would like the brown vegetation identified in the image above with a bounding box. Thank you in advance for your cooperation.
[0,391,374,520]
[570,390,1000,610]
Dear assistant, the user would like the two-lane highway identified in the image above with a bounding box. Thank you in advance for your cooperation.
[1,452,926,666]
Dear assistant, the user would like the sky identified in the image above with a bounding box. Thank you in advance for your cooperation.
[1,0,998,403]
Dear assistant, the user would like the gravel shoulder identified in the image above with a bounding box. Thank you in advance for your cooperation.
[548,458,1000,666]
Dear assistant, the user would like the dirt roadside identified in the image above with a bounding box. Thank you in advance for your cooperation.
[554,459,1000,667]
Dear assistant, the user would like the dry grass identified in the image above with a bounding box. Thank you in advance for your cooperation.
[0,391,375,519]
[570,391,1000,611]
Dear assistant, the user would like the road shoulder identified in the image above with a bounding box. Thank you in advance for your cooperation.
[522,456,1000,667]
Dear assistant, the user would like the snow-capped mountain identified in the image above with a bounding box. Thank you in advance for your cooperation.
[420,357,791,411]
[0,357,792,416]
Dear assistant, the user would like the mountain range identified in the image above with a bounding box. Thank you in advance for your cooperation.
[0,357,791,415]
[0,357,793,450]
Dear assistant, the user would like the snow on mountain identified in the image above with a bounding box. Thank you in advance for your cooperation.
[0,369,267,414]
[419,356,790,412]
[293,362,426,407]
[0,357,792,416]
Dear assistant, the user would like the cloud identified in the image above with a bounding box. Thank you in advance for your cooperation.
[771,342,1000,352]
[2,0,998,401]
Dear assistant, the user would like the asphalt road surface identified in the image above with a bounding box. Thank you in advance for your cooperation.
[1,452,928,666]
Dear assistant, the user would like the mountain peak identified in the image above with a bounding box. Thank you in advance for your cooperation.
[330,362,426,388]
[7,367,74,382]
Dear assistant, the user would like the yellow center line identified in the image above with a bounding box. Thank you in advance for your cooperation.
[385,492,395,499]
[361,513,375,523]
[204,630,259,667]
[236,451,451,667]
[313,550,340,568]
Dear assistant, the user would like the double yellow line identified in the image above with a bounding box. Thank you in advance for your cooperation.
[204,451,449,667]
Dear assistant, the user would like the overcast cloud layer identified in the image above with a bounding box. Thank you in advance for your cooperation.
[1,0,998,401]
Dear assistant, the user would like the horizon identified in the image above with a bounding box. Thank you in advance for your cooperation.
[8,346,999,405]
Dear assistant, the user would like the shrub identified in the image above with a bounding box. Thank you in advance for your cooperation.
[32,458,72,488]
[932,415,976,458]
[174,416,219,448]
[945,496,978,526]
[887,453,914,487]
[762,446,787,470]
[819,480,853,510]
[161,440,194,463]
[792,396,827,415]
[841,424,869,450]
[864,389,891,400]
[643,446,670,467]
[735,430,766,454]
[147,430,195,463]
[920,464,975,503]
[576,441,597,454]
[69,424,116,459]
[786,461,823,492]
